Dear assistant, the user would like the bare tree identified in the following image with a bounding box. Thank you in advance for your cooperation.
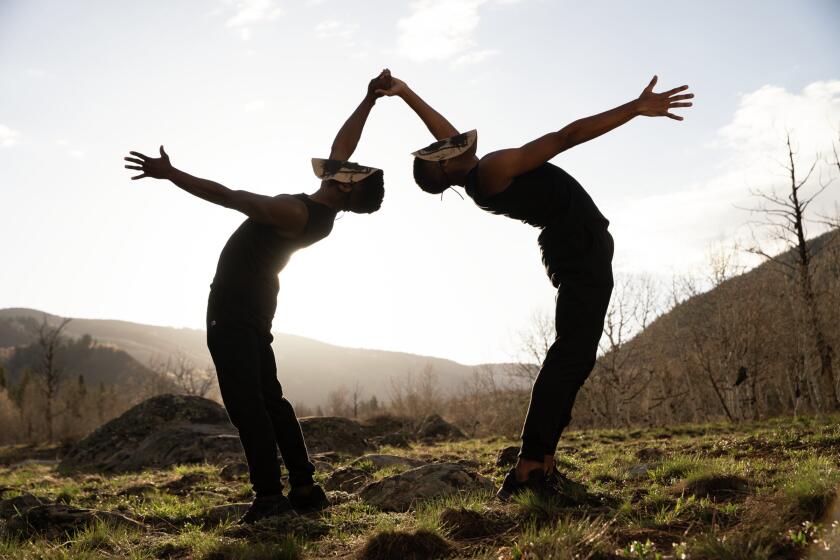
[148,351,215,397]
[32,316,72,441]
[744,134,838,411]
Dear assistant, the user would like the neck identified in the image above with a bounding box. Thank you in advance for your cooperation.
[450,156,480,187]
[309,183,347,211]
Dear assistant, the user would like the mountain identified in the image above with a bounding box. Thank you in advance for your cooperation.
[0,308,503,407]
[572,227,840,427]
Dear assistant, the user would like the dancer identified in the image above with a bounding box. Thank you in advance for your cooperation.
[378,72,692,500]
[124,70,390,522]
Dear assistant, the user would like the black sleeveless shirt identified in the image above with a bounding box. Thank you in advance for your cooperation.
[464,161,608,230]
[208,194,337,333]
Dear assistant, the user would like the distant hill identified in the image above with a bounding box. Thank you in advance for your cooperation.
[573,227,840,427]
[0,308,506,407]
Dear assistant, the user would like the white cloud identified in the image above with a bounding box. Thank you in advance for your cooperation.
[611,80,840,274]
[0,124,19,147]
[244,99,265,112]
[396,0,487,62]
[452,48,499,66]
[314,20,359,40]
[225,0,283,27]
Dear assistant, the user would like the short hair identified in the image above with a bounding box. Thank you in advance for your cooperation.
[412,157,449,195]
[349,169,384,214]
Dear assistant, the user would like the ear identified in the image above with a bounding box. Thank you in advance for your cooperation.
[337,181,353,193]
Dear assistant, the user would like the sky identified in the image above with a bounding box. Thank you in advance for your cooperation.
[1,0,839,365]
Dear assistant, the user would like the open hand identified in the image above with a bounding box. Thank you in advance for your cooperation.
[636,76,693,121]
[374,70,407,97]
[124,146,173,180]
[367,69,392,100]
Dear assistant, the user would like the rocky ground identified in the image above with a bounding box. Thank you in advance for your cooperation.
[0,398,839,559]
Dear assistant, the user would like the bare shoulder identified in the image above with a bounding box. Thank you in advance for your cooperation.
[272,193,309,217]
[476,150,515,197]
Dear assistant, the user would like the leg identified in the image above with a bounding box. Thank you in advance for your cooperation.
[258,341,316,487]
[519,225,614,465]
[207,323,284,497]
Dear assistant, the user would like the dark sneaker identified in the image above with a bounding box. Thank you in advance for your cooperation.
[239,494,297,525]
[495,467,555,502]
[288,483,330,513]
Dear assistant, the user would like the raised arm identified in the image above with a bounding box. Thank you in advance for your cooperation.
[124,146,308,237]
[477,75,693,196]
[376,74,459,140]
[329,69,391,160]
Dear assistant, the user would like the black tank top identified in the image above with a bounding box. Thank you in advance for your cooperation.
[208,194,337,333]
[464,161,608,229]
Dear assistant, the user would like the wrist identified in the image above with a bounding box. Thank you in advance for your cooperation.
[363,94,377,106]
[629,98,643,116]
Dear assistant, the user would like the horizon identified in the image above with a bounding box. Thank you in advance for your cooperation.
[2,0,839,364]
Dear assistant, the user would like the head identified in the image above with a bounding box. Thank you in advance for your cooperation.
[412,141,478,195]
[336,169,384,213]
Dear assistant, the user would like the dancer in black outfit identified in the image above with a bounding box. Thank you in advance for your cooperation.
[378,72,693,500]
[124,70,390,523]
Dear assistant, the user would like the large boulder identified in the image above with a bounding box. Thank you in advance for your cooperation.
[350,454,426,470]
[298,416,373,456]
[359,463,494,512]
[59,394,243,473]
[415,414,466,441]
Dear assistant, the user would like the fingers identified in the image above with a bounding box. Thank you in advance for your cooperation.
[124,165,143,171]
[124,156,144,165]
[645,75,658,92]
[131,173,147,180]
[160,145,169,158]
[664,85,690,96]
[665,112,684,121]
[669,102,693,108]
[129,151,149,160]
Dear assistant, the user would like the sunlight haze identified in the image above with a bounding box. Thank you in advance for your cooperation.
[1,0,838,364]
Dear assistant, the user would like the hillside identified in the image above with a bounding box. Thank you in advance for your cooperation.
[0,309,504,407]
[574,227,840,428]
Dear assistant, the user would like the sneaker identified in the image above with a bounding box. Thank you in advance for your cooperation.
[238,494,297,525]
[495,467,555,502]
[288,483,330,513]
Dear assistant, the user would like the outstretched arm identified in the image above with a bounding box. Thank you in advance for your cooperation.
[376,74,459,140]
[477,75,693,196]
[124,146,308,237]
[329,69,391,160]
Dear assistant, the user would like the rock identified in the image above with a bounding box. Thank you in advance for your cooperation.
[359,463,493,512]
[59,394,244,473]
[324,467,372,493]
[415,414,466,441]
[0,493,44,518]
[4,502,143,539]
[298,416,373,457]
[360,414,412,438]
[202,502,250,525]
[325,490,357,506]
[628,464,653,480]
[310,451,342,464]
[219,462,249,481]
[495,446,520,468]
[313,461,333,473]
[351,454,426,470]
[635,447,665,461]
[370,433,411,448]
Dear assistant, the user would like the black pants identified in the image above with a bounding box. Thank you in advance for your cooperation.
[518,217,614,462]
[206,301,315,496]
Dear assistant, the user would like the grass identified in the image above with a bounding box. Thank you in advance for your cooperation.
[1,413,839,559]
